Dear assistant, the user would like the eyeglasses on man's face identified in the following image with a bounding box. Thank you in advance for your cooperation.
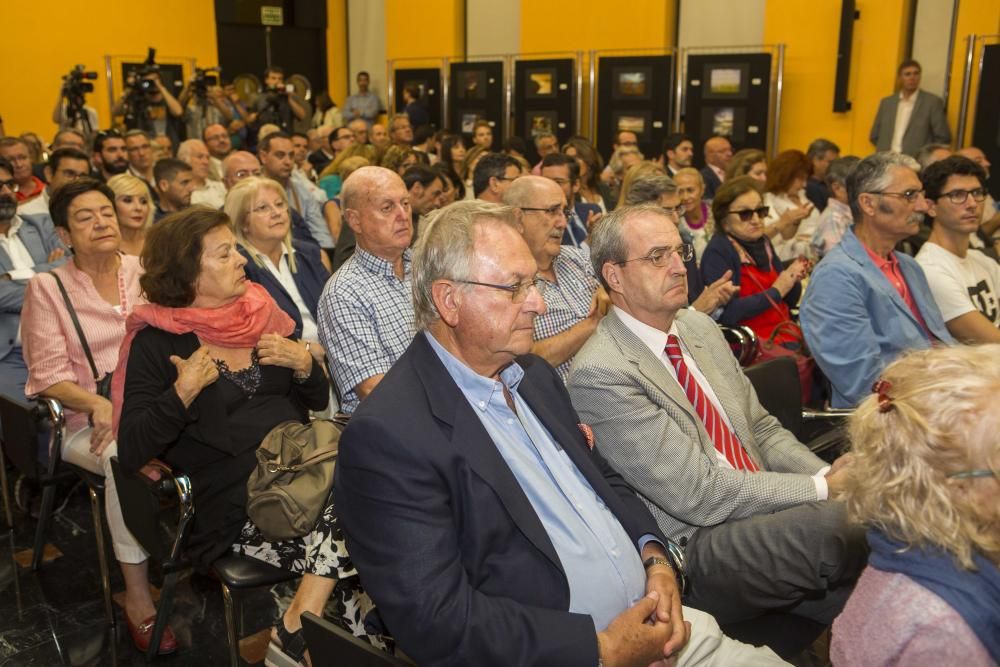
[520,203,572,219]
[866,189,925,204]
[617,243,695,267]
[454,277,548,303]
[660,204,686,219]
[727,206,770,222]
[937,187,987,205]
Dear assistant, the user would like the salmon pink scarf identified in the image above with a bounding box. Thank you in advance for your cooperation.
[111,282,294,435]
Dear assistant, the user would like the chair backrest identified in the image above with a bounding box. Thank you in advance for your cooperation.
[301,612,411,667]
[743,356,803,437]
[110,457,193,564]
[0,395,46,479]
[719,325,759,366]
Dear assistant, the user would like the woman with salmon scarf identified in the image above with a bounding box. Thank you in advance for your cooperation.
[112,207,374,666]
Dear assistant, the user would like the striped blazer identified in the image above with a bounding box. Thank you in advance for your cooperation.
[567,308,826,543]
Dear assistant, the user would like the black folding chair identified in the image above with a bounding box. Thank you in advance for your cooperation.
[110,457,299,665]
[301,612,411,667]
[0,395,115,629]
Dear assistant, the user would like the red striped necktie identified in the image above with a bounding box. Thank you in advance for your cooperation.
[664,334,758,472]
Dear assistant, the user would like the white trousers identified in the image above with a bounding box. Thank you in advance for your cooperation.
[62,427,148,564]
[677,606,790,666]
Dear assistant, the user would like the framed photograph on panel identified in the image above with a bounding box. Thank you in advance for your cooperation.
[461,111,485,134]
[699,106,748,143]
[460,70,487,100]
[702,63,750,100]
[612,111,653,139]
[526,111,558,138]
[612,67,652,101]
[525,68,557,99]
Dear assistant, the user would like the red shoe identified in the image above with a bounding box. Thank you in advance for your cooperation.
[126,612,178,655]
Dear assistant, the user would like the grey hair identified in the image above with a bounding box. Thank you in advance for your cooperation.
[589,204,670,290]
[916,143,952,170]
[806,138,840,160]
[824,156,861,188]
[846,151,920,222]
[624,173,677,206]
[411,200,519,330]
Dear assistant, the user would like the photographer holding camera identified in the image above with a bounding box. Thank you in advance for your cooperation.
[52,66,100,137]
[248,66,306,137]
[178,67,233,143]
[112,50,184,147]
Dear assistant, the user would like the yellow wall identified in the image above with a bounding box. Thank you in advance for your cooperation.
[763,0,912,156]
[519,1,672,53]
[326,0,349,105]
[384,0,465,61]
[0,0,218,138]
[946,0,1000,146]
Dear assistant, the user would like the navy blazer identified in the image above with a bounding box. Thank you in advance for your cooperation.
[0,213,67,360]
[701,232,800,327]
[238,240,330,339]
[562,201,602,246]
[334,333,666,667]
[700,166,722,199]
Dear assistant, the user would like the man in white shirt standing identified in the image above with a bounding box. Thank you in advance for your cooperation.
[870,60,950,157]
[916,155,1000,343]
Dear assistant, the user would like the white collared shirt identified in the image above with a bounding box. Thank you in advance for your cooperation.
[17,190,49,216]
[253,246,319,343]
[0,216,39,282]
[891,89,919,153]
[614,306,829,496]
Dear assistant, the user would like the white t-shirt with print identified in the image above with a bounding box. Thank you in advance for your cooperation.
[915,241,1000,326]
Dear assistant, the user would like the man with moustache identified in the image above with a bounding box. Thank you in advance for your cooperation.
[0,157,67,401]
[801,152,954,407]
[92,131,130,182]
[17,148,92,217]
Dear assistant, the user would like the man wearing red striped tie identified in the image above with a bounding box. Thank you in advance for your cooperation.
[567,203,866,631]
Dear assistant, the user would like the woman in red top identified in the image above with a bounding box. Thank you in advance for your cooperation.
[701,177,809,345]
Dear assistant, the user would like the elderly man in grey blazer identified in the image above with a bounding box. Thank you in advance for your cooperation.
[566,203,866,627]
[870,59,950,157]
[0,157,67,401]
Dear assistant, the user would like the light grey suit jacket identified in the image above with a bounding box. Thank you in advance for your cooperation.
[567,308,826,543]
[0,213,66,360]
[869,89,951,156]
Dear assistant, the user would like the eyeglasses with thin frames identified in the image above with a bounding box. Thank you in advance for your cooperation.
[866,189,925,204]
[946,469,996,480]
[617,244,695,267]
[727,206,770,222]
[454,277,547,303]
[661,204,686,218]
[520,204,572,219]
[937,187,987,205]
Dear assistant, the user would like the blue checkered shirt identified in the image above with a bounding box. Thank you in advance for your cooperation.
[533,246,598,381]
[317,247,415,414]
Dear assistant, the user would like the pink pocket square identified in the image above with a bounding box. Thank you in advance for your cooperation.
[578,423,595,450]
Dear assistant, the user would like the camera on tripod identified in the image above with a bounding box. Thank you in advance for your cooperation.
[62,65,98,96]
[128,47,161,96]
[193,67,221,98]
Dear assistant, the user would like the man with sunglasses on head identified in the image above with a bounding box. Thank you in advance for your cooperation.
[801,152,954,408]
[567,203,865,632]
[915,155,1000,343]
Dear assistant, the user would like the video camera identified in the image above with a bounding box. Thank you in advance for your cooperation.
[61,65,98,134]
[127,47,161,95]
[192,66,221,98]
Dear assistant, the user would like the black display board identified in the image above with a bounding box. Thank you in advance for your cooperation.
[449,61,505,147]
[393,68,442,129]
[513,58,576,155]
[596,55,673,162]
[971,44,1000,200]
[684,53,772,165]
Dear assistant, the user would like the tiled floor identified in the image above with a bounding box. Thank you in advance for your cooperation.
[0,477,279,666]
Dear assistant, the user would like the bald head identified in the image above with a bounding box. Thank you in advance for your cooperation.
[342,166,413,259]
[502,175,563,209]
[342,166,405,212]
[222,151,262,189]
[704,136,733,169]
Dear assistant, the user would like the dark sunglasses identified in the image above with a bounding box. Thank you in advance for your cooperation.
[728,206,770,222]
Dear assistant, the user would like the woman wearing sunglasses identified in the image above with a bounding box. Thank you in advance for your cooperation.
[832,345,999,665]
[701,176,809,346]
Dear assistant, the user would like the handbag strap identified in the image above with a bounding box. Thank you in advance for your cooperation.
[729,237,793,322]
[266,444,339,473]
[50,272,100,381]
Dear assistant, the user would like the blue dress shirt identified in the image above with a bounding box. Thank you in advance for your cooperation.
[425,332,647,632]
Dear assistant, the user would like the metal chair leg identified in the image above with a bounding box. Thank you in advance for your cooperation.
[31,482,57,571]
[87,485,116,631]
[221,581,241,667]
[146,570,177,662]
[0,447,14,530]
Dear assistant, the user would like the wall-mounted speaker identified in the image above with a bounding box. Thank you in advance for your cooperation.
[833,0,858,112]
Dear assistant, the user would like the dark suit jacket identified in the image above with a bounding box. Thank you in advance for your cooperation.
[334,333,666,667]
[869,89,951,156]
[238,240,330,340]
[700,166,722,199]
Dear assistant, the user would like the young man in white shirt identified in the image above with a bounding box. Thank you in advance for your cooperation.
[915,155,1000,343]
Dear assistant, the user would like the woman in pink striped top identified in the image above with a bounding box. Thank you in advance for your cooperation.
[21,178,175,655]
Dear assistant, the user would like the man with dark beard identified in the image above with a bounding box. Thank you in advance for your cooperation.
[92,131,130,181]
[0,157,67,401]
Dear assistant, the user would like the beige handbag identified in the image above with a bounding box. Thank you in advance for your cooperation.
[246,417,346,541]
